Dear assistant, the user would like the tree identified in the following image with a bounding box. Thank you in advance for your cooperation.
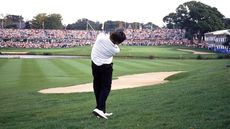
[31,13,63,29]
[66,19,158,31]
[45,14,63,29]
[163,1,225,41]
[31,13,46,29]
[104,20,118,31]
[24,21,32,29]
[2,14,24,29]
[66,18,102,30]
[143,22,158,30]
[224,18,230,29]
[163,13,178,29]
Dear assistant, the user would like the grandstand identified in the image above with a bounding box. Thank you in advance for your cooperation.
[205,29,230,54]
[0,28,205,48]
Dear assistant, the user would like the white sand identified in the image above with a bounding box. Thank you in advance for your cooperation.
[39,71,182,94]
[177,49,214,55]
[1,52,29,54]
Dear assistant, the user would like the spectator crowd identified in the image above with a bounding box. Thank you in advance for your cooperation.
[0,28,207,48]
[0,29,99,48]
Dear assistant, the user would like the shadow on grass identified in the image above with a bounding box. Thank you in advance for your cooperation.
[165,71,190,81]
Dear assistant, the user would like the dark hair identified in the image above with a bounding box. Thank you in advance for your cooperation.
[110,29,126,44]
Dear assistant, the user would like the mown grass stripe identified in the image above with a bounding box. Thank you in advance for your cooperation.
[19,59,48,90]
[50,59,79,76]
[74,59,91,66]
[113,63,131,76]
[34,59,82,89]
[65,59,91,75]
[36,59,69,77]
[0,59,21,76]
[0,59,10,69]
[156,60,190,66]
[128,59,161,68]
[49,59,91,84]
[128,60,168,72]
[0,59,22,87]
[0,59,22,104]
[115,60,144,69]
[113,59,156,77]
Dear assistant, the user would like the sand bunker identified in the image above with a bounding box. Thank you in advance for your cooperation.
[1,52,29,55]
[177,49,214,55]
[39,71,182,94]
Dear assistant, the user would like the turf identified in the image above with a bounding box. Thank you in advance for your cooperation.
[0,58,230,129]
[0,46,224,59]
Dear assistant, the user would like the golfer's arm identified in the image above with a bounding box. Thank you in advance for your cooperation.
[111,44,120,55]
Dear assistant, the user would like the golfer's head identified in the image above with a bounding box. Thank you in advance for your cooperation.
[110,28,126,44]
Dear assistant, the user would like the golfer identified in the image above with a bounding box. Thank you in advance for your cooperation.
[91,29,126,119]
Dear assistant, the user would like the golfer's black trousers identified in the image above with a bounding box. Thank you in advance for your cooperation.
[92,61,113,113]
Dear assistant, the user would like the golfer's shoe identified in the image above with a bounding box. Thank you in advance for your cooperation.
[95,115,100,119]
[105,112,113,117]
[92,111,101,118]
[93,109,108,119]
[92,110,99,117]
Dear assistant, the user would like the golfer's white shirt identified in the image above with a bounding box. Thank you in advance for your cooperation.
[91,33,120,66]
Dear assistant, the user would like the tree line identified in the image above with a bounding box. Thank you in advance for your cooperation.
[0,13,158,31]
[163,1,230,41]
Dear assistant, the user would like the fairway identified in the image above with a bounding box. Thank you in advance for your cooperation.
[0,46,224,59]
[0,55,230,129]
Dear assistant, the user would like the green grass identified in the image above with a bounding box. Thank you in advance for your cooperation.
[118,46,214,59]
[0,47,91,56]
[0,46,225,59]
[0,58,230,129]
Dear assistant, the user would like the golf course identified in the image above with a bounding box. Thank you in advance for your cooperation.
[0,46,229,129]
